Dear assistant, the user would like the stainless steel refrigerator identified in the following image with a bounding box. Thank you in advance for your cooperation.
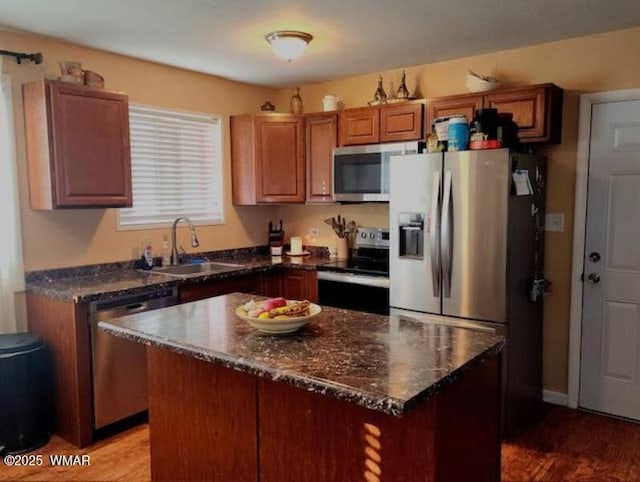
[389,148,546,437]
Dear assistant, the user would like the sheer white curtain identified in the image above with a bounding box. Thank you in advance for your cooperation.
[0,69,25,334]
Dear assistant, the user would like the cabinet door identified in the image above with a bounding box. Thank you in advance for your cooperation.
[256,116,305,203]
[484,84,562,143]
[283,270,318,302]
[339,106,380,146]
[306,271,318,303]
[179,275,261,304]
[306,113,337,203]
[259,271,284,297]
[380,102,424,142]
[426,94,483,132]
[49,82,132,207]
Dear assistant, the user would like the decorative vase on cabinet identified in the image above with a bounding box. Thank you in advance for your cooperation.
[290,87,303,114]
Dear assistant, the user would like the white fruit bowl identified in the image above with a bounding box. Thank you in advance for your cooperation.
[235,302,322,334]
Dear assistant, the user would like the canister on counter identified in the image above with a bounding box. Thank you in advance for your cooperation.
[447,115,469,151]
[433,116,450,151]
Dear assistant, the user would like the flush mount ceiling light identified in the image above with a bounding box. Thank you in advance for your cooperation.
[265,30,313,62]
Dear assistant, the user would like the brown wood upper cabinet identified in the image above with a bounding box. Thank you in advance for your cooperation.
[380,102,424,142]
[305,112,337,203]
[23,79,132,209]
[426,83,563,144]
[339,106,380,146]
[483,84,563,143]
[426,93,483,131]
[339,100,424,146]
[231,113,305,204]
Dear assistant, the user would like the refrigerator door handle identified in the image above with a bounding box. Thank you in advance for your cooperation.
[441,171,453,297]
[430,171,441,297]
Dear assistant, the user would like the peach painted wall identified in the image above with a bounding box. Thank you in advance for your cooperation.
[1,27,277,272]
[273,26,640,393]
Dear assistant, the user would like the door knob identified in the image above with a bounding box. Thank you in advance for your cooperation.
[587,273,600,284]
[589,252,601,262]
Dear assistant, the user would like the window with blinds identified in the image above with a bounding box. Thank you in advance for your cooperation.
[118,104,223,229]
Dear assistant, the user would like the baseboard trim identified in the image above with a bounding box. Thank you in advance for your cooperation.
[543,389,568,406]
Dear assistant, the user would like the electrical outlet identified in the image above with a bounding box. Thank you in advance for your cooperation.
[545,213,565,232]
[309,228,319,237]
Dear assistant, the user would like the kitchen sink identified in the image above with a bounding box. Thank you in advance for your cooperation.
[148,262,244,278]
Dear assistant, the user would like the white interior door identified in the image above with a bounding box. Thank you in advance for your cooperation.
[580,99,640,419]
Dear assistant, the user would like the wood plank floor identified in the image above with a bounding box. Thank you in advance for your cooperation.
[503,404,640,481]
[2,404,639,481]
[0,424,149,481]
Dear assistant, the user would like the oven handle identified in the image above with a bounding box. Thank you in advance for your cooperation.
[317,271,390,289]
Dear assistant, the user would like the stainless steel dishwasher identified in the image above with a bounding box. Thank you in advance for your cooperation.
[89,287,178,429]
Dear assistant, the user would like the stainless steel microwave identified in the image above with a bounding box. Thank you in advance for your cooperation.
[333,141,425,202]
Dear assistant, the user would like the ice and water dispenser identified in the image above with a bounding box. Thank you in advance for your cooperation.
[397,212,424,258]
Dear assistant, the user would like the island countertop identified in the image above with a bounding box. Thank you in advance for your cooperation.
[99,292,504,416]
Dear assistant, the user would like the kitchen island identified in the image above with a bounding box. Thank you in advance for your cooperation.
[100,293,504,482]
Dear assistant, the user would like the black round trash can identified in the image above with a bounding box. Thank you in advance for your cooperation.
[0,333,51,454]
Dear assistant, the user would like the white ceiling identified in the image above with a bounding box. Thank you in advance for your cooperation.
[1,0,640,87]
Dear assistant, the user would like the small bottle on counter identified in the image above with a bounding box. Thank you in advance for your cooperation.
[161,236,171,267]
[141,238,154,270]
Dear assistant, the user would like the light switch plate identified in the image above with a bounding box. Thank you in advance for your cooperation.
[545,213,565,232]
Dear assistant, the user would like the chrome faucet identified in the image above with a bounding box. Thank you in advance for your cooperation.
[171,217,200,265]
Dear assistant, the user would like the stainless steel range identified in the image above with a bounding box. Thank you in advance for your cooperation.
[317,227,389,315]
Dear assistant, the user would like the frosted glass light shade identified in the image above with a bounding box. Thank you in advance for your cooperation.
[265,31,313,62]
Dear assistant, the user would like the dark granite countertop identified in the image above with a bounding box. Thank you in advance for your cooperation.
[100,292,504,416]
[26,254,329,304]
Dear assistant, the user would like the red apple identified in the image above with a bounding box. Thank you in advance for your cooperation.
[261,297,287,311]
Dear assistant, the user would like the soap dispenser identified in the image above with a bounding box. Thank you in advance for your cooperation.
[140,237,154,270]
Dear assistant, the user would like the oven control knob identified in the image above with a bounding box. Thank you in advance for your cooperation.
[360,233,366,238]
[369,233,374,239]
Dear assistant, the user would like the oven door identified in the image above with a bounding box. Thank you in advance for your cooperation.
[317,271,390,315]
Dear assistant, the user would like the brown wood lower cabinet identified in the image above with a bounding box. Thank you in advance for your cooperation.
[148,346,257,482]
[147,346,500,482]
[283,269,318,302]
[259,271,283,298]
[26,294,93,448]
[26,267,318,448]
[179,273,262,303]
[178,268,317,303]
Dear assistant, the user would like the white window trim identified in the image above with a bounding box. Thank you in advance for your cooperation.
[117,103,225,231]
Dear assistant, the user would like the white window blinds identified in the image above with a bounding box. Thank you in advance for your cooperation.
[118,104,224,229]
